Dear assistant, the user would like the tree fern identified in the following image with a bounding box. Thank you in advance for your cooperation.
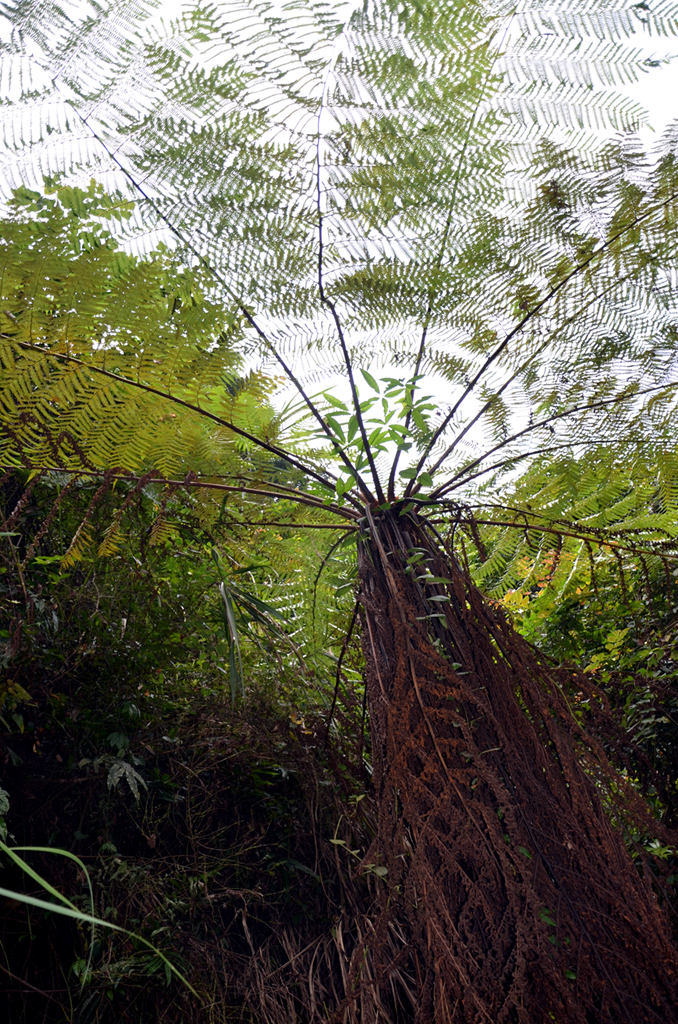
[1,1,678,1021]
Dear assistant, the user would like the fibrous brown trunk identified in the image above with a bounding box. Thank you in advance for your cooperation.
[351,508,677,1024]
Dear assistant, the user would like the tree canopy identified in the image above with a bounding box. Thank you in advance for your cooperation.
[0,0,676,540]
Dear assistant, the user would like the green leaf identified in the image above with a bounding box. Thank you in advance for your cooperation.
[324,415,346,441]
[411,406,429,433]
[0,853,196,996]
[324,392,348,411]
[335,475,356,497]
[361,368,380,391]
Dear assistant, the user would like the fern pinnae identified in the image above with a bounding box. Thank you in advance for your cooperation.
[18,464,357,523]
[387,9,519,500]
[62,92,368,496]
[310,526,358,643]
[420,267,640,485]
[18,473,78,568]
[432,381,677,501]
[217,517,353,531]
[216,477,354,519]
[2,7,678,1011]
[407,178,678,495]
[437,437,651,500]
[11,338,350,499]
[316,49,384,504]
[470,513,670,563]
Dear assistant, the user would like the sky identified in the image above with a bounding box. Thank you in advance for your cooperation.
[633,55,678,141]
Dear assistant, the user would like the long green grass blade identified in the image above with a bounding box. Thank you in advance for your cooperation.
[0,842,199,998]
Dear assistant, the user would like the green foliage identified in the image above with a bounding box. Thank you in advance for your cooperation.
[467,448,678,601]
[0,0,676,583]
[213,547,287,703]
[0,179,277,481]
[314,374,437,500]
[470,452,678,822]
[0,470,345,715]
[0,465,364,1020]
[0,839,198,995]
[0,678,370,1022]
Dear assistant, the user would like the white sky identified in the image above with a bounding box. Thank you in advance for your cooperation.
[633,57,678,141]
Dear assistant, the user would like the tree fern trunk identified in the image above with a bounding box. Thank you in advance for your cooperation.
[354,508,677,1024]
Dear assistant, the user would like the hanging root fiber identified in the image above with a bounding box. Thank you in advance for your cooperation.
[350,506,677,1024]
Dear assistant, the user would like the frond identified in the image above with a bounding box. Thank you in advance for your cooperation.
[461,446,678,600]
[0,0,676,541]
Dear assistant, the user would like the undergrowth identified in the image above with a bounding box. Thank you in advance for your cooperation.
[0,690,376,1023]
[1,473,677,1021]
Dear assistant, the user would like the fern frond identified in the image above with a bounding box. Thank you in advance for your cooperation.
[0,0,676,564]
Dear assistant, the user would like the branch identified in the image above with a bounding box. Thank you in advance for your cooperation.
[326,598,361,738]
[432,438,642,494]
[460,499,676,542]
[421,273,632,490]
[1,463,358,521]
[387,10,517,499]
[458,515,677,559]
[226,520,354,531]
[315,87,384,503]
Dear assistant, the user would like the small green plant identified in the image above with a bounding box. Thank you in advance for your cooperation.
[213,548,286,702]
[0,839,198,997]
[316,375,437,501]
